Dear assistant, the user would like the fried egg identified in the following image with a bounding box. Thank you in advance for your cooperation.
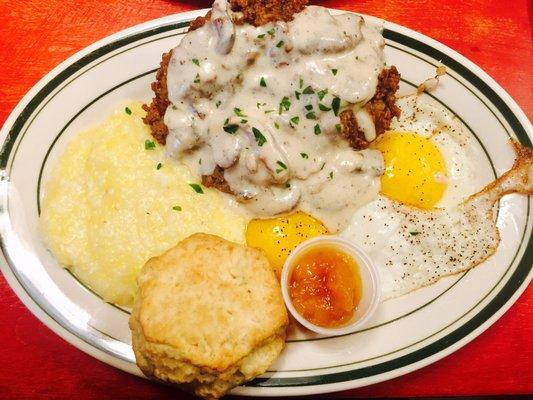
[372,130,447,209]
[342,93,533,299]
[342,142,532,298]
[246,211,328,277]
[389,93,482,207]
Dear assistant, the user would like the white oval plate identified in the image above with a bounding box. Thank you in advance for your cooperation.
[0,9,531,397]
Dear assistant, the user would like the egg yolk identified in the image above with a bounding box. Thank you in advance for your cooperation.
[245,211,328,277]
[372,131,447,209]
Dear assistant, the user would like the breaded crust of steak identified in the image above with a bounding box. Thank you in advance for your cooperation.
[367,66,402,136]
[201,166,233,194]
[229,0,308,26]
[142,52,171,145]
[189,10,212,31]
[190,1,308,28]
[340,66,401,150]
[142,11,209,145]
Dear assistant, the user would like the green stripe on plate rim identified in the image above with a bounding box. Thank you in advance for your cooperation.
[386,42,514,141]
[7,31,186,175]
[0,22,192,365]
[384,29,531,147]
[0,19,530,387]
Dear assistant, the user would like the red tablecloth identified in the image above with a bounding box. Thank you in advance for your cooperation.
[0,1,531,398]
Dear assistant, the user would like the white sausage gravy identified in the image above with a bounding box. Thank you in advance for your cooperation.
[164,0,386,231]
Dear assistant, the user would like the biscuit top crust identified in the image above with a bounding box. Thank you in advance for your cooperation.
[137,233,288,371]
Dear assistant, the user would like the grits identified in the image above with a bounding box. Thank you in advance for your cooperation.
[40,103,248,307]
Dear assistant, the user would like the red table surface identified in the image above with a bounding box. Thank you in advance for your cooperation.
[0,0,531,398]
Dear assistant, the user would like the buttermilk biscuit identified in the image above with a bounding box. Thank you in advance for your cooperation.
[129,233,288,399]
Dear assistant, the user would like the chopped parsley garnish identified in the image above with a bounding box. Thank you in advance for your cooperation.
[317,89,328,101]
[260,77,267,87]
[124,107,132,115]
[318,103,331,111]
[314,124,321,135]
[276,40,284,48]
[267,28,275,36]
[144,140,156,150]
[306,111,317,120]
[332,97,341,116]
[257,33,266,39]
[304,104,313,111]
[290,116,300,125]
[300,152,308,159]
[335,123,342,133]
[234,107,247,117]
[331,68,338,76]
[256,102,266,109]
[320,162,326,170]
[299,78,304,88]
[240,119,248,124]
[285,182,291,188]
[294,90,301,100]
[276,160,287,173]
[279,96,291,114]
[224,117,229,125]
[252,127,267,146]
[193,73,200,83]
[264,109,275,114]
[302,85,314,95]
[191,58,200,66]
[156,162,162,170]
[215,100,222,108]
[189,183,204,194]
[223,124,239,134]
[410,231,421,236]
[274,121,280,129]
[329,171,334,179]
[172,205,182,211]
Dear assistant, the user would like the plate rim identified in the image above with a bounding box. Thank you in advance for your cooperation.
[0,8,531,397]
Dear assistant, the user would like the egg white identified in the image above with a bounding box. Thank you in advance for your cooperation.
[342,94,519,299]
[341,194,499,299]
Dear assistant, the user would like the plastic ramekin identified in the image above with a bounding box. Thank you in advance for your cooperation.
[280,235,381,336]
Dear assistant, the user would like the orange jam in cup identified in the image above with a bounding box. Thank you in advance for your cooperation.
[288,245,362,328]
